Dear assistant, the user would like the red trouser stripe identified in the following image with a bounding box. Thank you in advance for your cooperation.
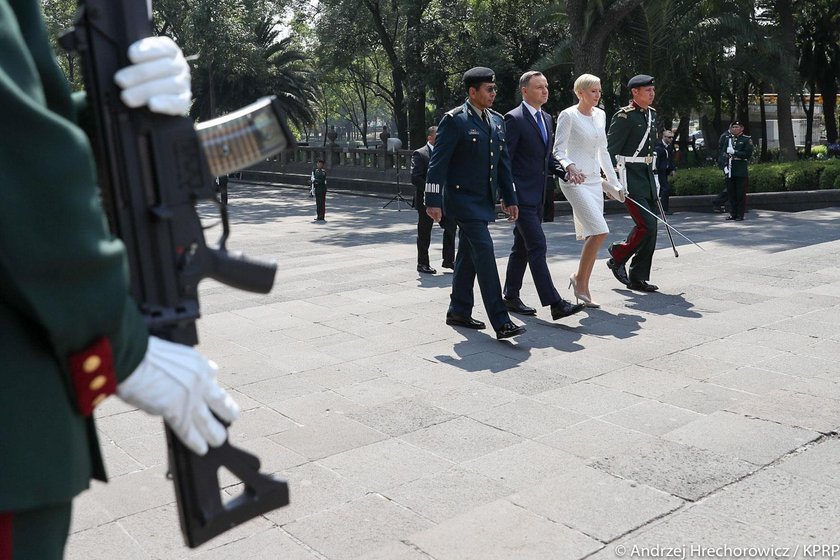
[609,197,649,264]
[0,512,12,560]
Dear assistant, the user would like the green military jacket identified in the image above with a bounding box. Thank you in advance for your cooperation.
[607,103,658,200]
[718,133,754,177]
[0,0,148,510]
[311,168,327,194]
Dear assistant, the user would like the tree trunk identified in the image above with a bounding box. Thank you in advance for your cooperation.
[675,115,689,166]
[405,0,427,149]
[818,76,838,143]
[566,0,643,77]
[804,84,816,156]
[759,84,768,161]
[775,0,798,161]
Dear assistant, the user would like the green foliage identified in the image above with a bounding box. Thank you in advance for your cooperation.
[672,160,840,195]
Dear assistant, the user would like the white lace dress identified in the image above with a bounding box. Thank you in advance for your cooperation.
[552,106,620,240]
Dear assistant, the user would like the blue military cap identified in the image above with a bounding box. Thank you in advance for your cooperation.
[627,74,655,89]
[463,67,495,89]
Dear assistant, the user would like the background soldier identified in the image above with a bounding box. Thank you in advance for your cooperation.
[412,126,456,274]
[718,121,753,221]
[311,159,328,221]
[606,74,661,293]
[424,66,525,340]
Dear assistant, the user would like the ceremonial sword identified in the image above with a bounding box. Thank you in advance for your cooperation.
[623,196,705,252]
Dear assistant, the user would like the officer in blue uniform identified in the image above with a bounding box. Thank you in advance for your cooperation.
[425,67,525,340]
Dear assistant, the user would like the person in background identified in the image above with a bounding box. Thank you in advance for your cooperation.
[654,129,676,214]
[718,121,753,221]
[311,159,328,221]
[412,126,456,274]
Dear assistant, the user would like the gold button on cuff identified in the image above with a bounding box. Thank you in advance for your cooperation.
[92,394,107,408]
[89,375,107,391]
[83,355,101,374]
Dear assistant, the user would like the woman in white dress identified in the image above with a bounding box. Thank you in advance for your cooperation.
[552,74,623,307]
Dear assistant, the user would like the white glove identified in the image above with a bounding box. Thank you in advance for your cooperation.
[113,37,192,115]
[310,186,315,197]
[117,336,240,455]
[726,146,735,155]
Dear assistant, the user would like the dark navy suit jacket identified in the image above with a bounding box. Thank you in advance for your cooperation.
[425,102,517,222]
[503,103,564,208]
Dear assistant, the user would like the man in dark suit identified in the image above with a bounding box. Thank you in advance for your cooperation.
[653,129,676,214]
[412,126,456,274]
[502,71,585,321]
[425,67,525,340]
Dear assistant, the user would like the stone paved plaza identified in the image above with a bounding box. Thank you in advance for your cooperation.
[67,184,840,560]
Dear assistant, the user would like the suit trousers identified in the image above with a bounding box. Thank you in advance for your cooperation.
[609,195,658,283]
[503,206,562,307]
[416,207,456,266]
[315,192,326,220]
[657,173,671,212]
[449,219,511,330]
[1,502,72,560]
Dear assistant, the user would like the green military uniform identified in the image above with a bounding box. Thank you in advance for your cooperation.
[606,96,659,288]
[1,1,148,557]
[718,127,753,220]
[311,166,327,220]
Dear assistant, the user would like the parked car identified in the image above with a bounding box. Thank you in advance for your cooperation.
[689,130,704,150]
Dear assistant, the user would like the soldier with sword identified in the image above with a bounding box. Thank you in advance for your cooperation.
[605,74,678,293]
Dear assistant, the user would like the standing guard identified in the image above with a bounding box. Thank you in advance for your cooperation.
[718,121,753,221]
[606,74,661,292]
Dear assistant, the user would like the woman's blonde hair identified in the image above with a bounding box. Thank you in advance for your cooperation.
[574,74,601,94]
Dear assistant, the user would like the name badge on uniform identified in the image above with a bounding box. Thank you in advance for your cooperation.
[468,129,480,135]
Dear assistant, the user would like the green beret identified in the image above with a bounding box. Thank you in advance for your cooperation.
[627,74,655,88]
[463,67,495,89]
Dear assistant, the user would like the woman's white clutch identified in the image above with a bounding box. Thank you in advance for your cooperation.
[601,179,626,202]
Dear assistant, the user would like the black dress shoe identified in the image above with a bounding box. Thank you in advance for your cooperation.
[504,297,537,316]
[496,322,526,339]
[606,258,630,286]
[417,264,437,274]
[446,313,486,329]
[726,215,737,221]
[551,299,586,320]
[735,216,744,221]
[441,261,454,270]
[627,280,659,292]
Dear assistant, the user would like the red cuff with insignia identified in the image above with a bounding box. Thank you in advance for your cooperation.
[68,336,117,416]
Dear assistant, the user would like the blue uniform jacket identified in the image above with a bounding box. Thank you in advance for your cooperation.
[425,102,517,222]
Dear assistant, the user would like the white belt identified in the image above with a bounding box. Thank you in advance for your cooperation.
[621,156,653,164]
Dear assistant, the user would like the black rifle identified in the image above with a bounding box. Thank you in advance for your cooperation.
[60,0,293,548]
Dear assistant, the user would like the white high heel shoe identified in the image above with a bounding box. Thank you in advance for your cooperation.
[568,274,601,308]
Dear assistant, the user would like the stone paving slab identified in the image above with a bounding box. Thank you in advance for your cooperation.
[67,187,840,558]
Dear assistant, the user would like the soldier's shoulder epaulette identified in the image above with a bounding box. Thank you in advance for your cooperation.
[741,134,751,138]
[446,106,465,118]
[614,105,633,118]
[487,108,503,118]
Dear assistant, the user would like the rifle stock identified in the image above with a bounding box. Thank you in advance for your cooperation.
[62,0,293,547]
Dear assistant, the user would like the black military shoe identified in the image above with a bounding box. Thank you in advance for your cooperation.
[496,322,526,339]
[441,261,455,270]
[627,280,659,292]
[446,313,486,330]
[504,297,537,316]
[551,299,586,320]
[606,258,630,286]
[417,264,437,274]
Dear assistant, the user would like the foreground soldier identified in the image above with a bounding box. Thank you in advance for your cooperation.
[0,3,239,558]
[606,74,661,293]
[425,67,525,340]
